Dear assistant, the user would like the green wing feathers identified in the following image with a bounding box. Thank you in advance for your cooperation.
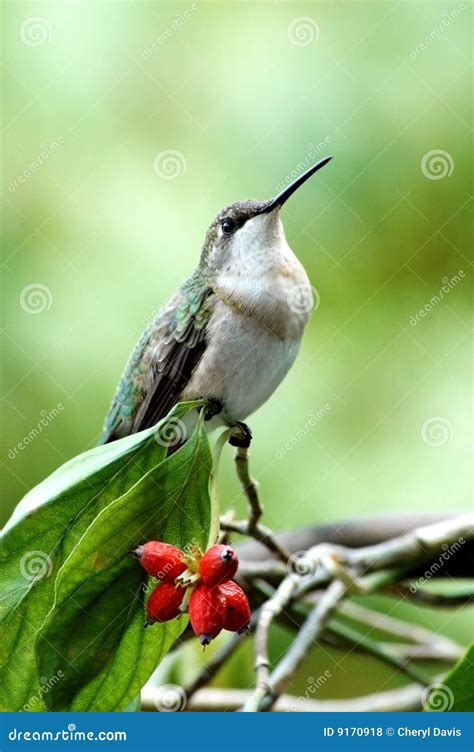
[100,273,213,443]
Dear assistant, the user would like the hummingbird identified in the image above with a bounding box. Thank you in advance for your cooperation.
[100,157,332,448]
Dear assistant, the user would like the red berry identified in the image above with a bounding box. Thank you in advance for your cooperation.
[198,544,239,587]
[189,585,226,645]
[219,580,251,634]
[146,583,184,624]
[134,541,186,582]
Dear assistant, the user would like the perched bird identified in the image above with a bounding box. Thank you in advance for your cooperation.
[100,157,332,447]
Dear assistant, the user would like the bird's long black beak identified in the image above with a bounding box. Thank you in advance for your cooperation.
[264,156,332,212]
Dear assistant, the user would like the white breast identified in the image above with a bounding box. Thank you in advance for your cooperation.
[183,301,302,421]
[182,209,312,421]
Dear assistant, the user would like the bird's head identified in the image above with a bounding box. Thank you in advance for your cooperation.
[200,157,332,277]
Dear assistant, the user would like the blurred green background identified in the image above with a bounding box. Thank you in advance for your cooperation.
[1,1,472,701]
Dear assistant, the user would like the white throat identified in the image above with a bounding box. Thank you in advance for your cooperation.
[214,211,312,340]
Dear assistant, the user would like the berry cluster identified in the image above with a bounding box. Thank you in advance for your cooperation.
[133,541,251,646]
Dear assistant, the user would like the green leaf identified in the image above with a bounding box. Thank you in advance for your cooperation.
[428,642,474,712]
[0,401,205,711]
[35,412,211,710]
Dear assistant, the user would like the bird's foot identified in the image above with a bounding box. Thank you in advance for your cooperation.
[202,398,223,422]
[229,421,253,448]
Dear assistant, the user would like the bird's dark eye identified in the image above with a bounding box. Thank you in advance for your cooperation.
[221,218,236,235]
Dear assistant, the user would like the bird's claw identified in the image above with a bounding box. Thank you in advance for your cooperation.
[202,398,223,421]
[229,421,252,448]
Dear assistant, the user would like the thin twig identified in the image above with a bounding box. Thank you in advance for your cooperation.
[388,581,474,608]
[339,513,474,573]
[327,617,432,685]
[341,601,443,642]
[236,512,473,578]
[141,684,424,712]
[221,517,291,563]
[239,514,474,588]
[243,579,347,711]
[243,577,298,712]
[237,559,287,580]
[253,581,459,670]
[339,601,463,657]
[231,446,291,563]
[269,580,347,696]
[385,642,462,662]
[234,446,262,530]
[242,518,473,712]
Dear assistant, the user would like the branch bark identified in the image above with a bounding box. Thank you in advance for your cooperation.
[236,512,474,579]
[242,513,473,711]
[144,512,472,712]
[141,684,424,712]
